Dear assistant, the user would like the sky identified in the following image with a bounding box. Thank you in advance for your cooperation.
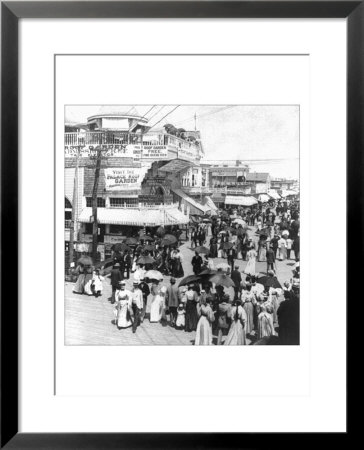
[65,105,299,179]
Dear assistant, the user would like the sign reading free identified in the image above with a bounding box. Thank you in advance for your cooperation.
[127,144,168,159]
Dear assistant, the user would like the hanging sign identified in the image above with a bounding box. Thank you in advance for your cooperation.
[104,168,146,191]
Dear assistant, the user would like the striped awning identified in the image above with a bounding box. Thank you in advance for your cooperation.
[78,207,189,226]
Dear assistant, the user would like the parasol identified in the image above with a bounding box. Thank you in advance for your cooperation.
[194,246,210,255]
[156,226,166,237]
[125,237,138,245]
[137,255,156,265]
[163,234,177,244]
[143,244,156,252]
[77,255,93,266]
[144,270,164,281]
[215,262,231,272]
[232,218,247,226]
[199,269,218,276]
[111,242,131,252]
[223,242,234,250]
[178,274,202,287]
[209,273,235,288]
[139,235,154,242]
[256,275,282,289]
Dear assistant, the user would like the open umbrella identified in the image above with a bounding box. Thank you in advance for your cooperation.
[199,269,218,276]
[163,234,177,244]
[223,242,234,250]
[144,270,164,281]
[143,244,156,252]
[256,275,282,289]
[139,235,154,242]
[156,226,166,238]
[202,218,212,223]
[137,255,155,265]
[112,243,130,252]
[178,274,201,287]
[194,246,210,255]
[210,273,235,288]
[215,262,231,272]
[233,218,247,226]
[125,237,138,245]
[77,255,93,266]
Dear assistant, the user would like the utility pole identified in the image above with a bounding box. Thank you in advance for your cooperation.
[194,112,197,131]
[68,146,80,269]
[91,146,103,261]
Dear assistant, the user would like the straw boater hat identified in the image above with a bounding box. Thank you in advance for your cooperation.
[119,280,126,285]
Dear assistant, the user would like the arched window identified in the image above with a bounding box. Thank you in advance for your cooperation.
[65,197,72,228]
[65,197,72,209]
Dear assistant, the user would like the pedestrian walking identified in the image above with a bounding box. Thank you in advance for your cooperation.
[131,280,143,333]
[166,277,179,327]
[195,296,215,345]
[225,299,247,345]
[110,263,123,304]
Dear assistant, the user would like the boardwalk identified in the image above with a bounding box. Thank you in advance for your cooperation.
[65,232,296,345]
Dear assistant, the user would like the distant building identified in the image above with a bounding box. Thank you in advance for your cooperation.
[245,172,271,193]
[270,177,297,191]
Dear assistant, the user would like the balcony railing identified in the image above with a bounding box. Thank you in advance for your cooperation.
[65,131,199,152]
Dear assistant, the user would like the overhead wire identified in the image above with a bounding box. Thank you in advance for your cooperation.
[149,105,181,129]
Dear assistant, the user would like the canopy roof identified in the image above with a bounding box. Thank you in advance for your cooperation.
[78,207,189,226]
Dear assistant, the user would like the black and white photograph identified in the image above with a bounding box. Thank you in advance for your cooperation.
[64,105,300,346]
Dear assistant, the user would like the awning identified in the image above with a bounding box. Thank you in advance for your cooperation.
[224,195,258,206]
[204,196,218,215]
[258,194,271,203]
[158,160,195,172]
[78,207,189,226]
[171,188,211,213]
[280,189,299,198]
[268,190,281,200]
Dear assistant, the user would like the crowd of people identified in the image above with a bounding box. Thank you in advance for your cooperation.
[71,197,300,344]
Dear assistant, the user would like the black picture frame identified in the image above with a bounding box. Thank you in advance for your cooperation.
[1,1,356,448]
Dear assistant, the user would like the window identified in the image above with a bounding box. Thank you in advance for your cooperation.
[109,225,124,234]
[85,223,93,234]
[86,197,105,207]
[65,197,72,209]
[110,198,138,208]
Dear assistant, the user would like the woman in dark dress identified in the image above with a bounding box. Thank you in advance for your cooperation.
[184,286,199,332]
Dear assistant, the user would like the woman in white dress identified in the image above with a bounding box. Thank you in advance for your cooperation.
[225,300,247,345]
[150,285,167,323]
[91,269,104,297]
[195,297,215,345]
[114,282,133,329]
[244,246,257,275]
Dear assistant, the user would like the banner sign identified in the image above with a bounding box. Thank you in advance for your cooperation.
[65,144,128,158]
[104,168,146,191]
[126,144,168,159]
[177,146,197,162]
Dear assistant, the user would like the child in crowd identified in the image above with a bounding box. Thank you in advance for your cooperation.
[175,303,186,329]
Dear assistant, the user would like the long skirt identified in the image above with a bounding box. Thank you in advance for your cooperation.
[258,247,267,262]
[258,312,275,339]
[150,295,164,322]
[73,274,85,293]
[174,260,184,278]
[271,296,279,323]
[243,302,254,334]
[116,302,132,329]
[83,274,94,295]
[224,320,246,345]
[279,247,287,260]
[185,301,199,332]
[244,259,256,275]
[195,316,213,345]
